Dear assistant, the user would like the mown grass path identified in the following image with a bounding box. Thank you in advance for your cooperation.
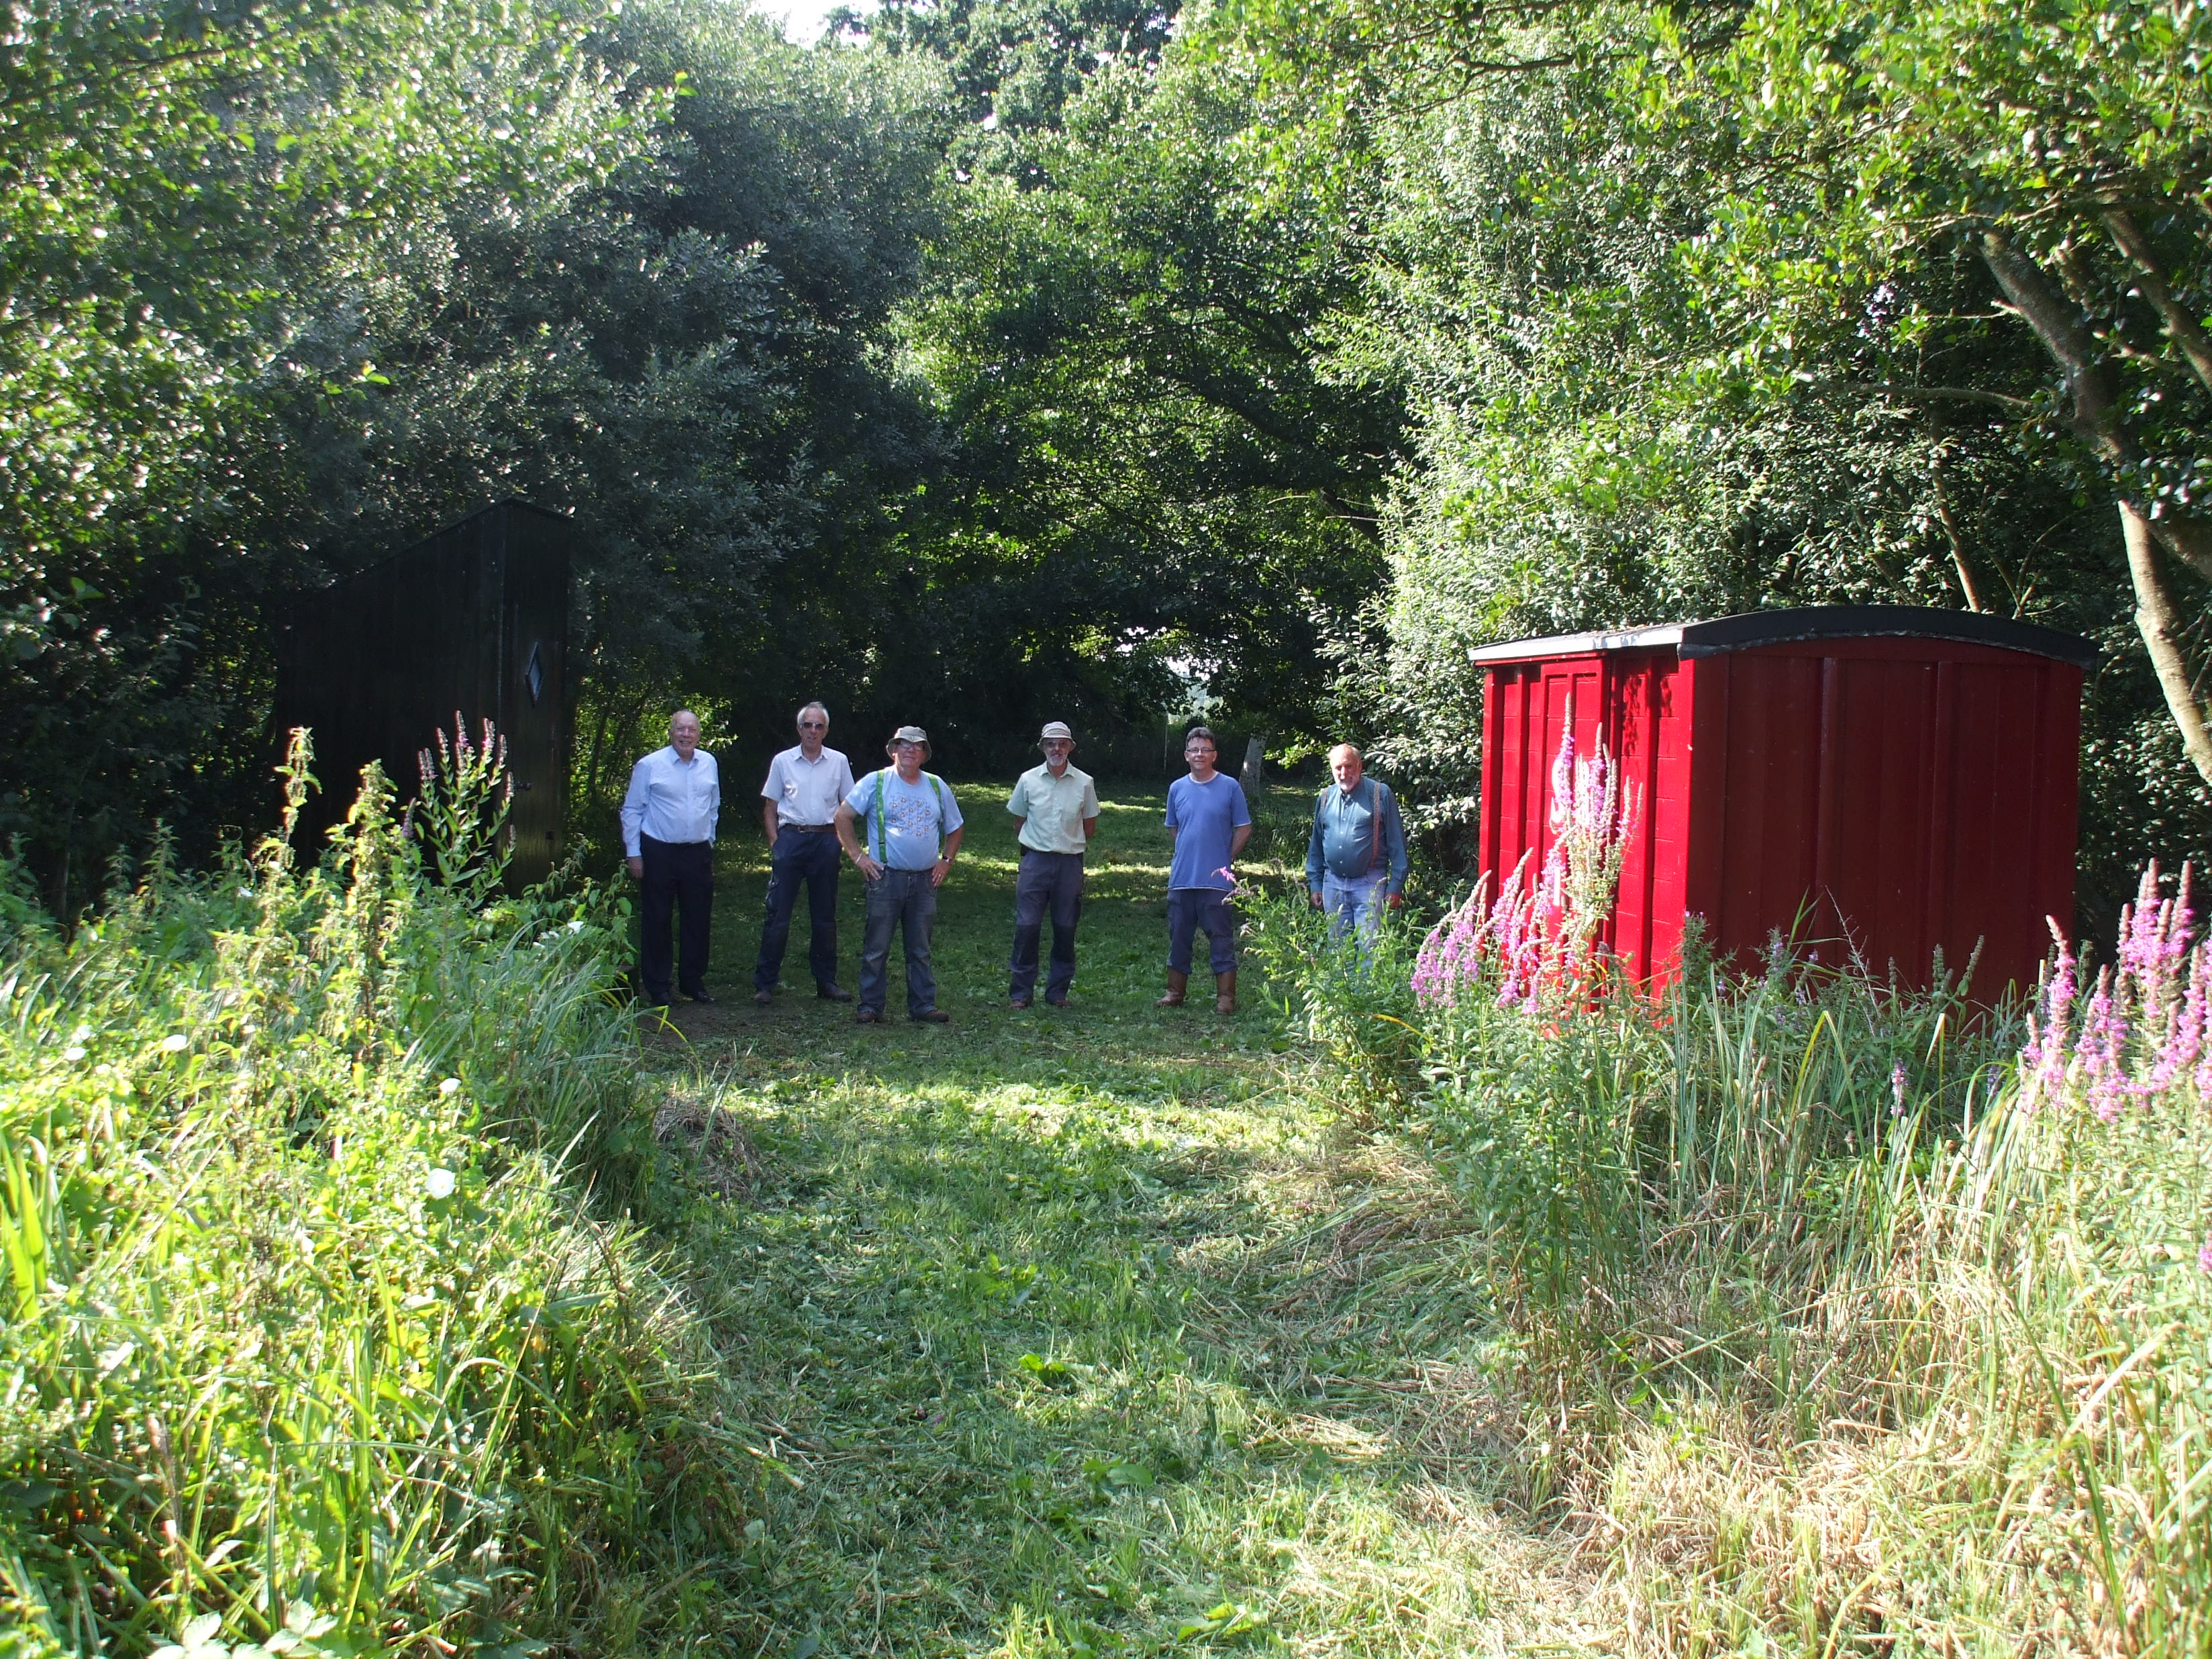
[632,786,1585,1658]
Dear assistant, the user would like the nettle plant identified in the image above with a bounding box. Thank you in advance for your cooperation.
[1412,723,1640,1011]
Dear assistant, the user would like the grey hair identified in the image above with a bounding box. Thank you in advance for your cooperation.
[1329,742,1363,763]
[670,708,702,730]
[797,701,830,726]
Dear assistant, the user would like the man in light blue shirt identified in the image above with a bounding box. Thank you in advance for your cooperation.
[835,725,965,1024]
[621,709,721,1007]
[1305,743,1409,943]
[1158,725,1251,1015]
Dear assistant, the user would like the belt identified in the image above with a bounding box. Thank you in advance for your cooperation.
[783,822,838,833]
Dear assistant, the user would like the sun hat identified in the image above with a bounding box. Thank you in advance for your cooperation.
[886,724,930,755]
[1040,721,1074,743]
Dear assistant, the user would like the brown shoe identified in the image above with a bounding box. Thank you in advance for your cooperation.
[912,1008,950,1024]
[1156,970,1189,1008]
[1214,970,1238,1015]
[855,1007,882,1023]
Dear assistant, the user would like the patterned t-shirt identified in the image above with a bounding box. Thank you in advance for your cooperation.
[845,768,965,871]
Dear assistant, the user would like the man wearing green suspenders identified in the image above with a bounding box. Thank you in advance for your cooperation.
[835,725,966,1023]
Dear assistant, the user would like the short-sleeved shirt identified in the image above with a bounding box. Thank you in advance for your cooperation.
[761,744,854,827]
[844,768,965,871]
[1007,762,1099,855]
[1163,772,1251,892]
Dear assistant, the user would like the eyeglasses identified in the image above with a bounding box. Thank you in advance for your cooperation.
[799,720,827,730]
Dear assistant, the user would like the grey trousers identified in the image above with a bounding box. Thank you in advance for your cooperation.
[1009,850,1084,1001]
[858,866,939,1017]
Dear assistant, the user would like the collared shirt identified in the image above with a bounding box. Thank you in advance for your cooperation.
[1163,772,1251,892]
[761,744,855,827]
[621,746,720,856]
[844,768,965,871]
[1007,762,1099,855]
[1305,776,1409,895]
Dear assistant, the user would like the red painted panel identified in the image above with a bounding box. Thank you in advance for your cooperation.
[1712,654,1823,967]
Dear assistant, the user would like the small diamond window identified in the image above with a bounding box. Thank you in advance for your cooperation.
[525,642,545,705]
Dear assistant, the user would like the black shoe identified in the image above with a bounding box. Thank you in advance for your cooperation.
[753,988,774,1005]
[911,1008,950,1024]
[685,989,715,1005]
[816,983,854,1002]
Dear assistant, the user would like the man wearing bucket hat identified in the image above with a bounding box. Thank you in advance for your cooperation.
[1005,720,1100,1008]
[835,724,965,1024]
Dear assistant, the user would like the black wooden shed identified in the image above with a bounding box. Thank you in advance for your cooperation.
[274,501,573,887]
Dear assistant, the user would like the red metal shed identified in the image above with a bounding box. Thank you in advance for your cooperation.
[1470,606,2093,996]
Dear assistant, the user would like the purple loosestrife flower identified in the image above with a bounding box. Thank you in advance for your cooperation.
[2028,921,2078,1103]
[2201,1231,2212,1275]
[1891,1060,1907,1117]
[2078,970,2129,1123]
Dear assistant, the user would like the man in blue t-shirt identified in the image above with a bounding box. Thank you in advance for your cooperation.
[835,725,966,1023]
[1159,725,1252,1014]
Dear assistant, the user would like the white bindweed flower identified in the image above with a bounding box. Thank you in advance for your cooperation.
[160,1034,189,1054]
[63,1046,87,1062]
[425,1168,458,1200]
[439,1076,462,1097]
[568,917,585,932]
[239,886,256,899]
[71,1024,91,1041]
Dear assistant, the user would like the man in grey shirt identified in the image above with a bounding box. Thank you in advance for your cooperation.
[622,709,721,1007]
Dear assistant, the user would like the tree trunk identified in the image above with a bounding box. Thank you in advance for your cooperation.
[2103,206,2212,399]
[1980,229,2212,783]
[2122,498,2212,783]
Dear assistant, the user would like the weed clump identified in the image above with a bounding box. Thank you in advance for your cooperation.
[0,730,746,1656]
[1260,730,2212,1650]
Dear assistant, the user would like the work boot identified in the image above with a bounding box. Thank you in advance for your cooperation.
[1214,970,1238,1015]
[1156,970,1188,1008]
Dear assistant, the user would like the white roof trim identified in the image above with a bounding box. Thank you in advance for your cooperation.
[1466,625,1684,664]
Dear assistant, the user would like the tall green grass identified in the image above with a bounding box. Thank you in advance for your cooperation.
[1271,897,2212,1652]
[0,734,743,1657]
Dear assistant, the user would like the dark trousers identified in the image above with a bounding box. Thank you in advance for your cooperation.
[754,827,842,991]
[858,867,939,1017]
[640,835,713,1000]
[1009,850,1085,1001]
[1166,888,1237,975]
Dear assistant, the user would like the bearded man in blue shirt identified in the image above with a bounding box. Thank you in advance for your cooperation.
[1305,743,1409,942]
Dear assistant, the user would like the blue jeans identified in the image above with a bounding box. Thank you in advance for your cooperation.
[754,827,842,991]
[1321,870,1389,943]
[1166,889,1237,976]
[1010,850,1084,1001]
[859,866,940,1017]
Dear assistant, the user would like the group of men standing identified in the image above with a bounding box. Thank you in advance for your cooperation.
[619,707,1409,1021]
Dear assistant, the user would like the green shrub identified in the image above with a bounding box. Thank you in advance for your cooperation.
[0,733,743,1656]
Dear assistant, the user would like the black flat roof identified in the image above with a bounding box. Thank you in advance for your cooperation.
[1465,605,2097,669]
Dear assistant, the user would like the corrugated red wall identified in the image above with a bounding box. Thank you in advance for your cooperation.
[1476,616,2084,997]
